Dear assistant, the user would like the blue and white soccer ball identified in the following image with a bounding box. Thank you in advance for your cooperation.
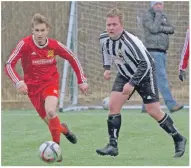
[102,97,110,110]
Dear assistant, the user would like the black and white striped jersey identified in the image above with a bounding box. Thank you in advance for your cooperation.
[99,30,155,86]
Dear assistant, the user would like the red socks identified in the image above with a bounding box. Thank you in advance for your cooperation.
[48,116,69,144]
[60,123,69,135]
[48,116,61,144]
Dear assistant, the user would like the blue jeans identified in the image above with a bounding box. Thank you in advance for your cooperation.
[142,51,177,111]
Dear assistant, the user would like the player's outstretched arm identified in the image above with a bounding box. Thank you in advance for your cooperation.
[5,40,27,94]
[55,41,88,94]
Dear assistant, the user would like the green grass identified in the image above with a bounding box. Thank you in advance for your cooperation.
[1,109,189,166]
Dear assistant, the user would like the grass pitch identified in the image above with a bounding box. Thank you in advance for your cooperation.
[1,109,189,166]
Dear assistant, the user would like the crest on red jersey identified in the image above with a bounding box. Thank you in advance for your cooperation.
[47,50,54,57]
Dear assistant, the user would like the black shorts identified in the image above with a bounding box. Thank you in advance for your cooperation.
[112,72,159,104]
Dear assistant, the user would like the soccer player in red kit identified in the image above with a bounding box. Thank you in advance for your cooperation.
[5,13,88,161]
[179,28,189,82]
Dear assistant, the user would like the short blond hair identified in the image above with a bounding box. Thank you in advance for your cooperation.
[106,8,124,25]
[31,13,50,28]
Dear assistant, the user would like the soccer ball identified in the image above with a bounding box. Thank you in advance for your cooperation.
[102,97,110,110]
[39,141,62,163]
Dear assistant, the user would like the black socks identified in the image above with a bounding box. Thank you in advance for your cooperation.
[158,113,183,142]
[107,114,121,147]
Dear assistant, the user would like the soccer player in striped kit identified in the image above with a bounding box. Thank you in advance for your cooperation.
[96,8,186,158]
[5,13,88,161]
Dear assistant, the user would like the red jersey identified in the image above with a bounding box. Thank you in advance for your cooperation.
[179,28,189,71]
[5,35,87,93]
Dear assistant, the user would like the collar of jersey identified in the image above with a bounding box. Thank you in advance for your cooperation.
[109,30,124,41]
[32,35,48,48]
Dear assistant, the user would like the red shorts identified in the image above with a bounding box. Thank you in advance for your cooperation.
[28,85,59,119]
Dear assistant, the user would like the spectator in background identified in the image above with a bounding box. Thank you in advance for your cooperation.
[179,28,189,82]
[142,1,183,113]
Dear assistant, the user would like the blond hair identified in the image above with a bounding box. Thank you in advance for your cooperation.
[31,13,50,28]
[106,8,124,25]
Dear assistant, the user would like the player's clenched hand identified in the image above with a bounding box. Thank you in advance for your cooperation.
[16,81,28,95]
[79,83,88,95]
[122,83,134,97]
[104,70,111,80]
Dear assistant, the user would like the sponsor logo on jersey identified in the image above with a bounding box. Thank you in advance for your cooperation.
[32,58,54,65]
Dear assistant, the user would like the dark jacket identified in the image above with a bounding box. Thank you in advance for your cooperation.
[142,8,175,51]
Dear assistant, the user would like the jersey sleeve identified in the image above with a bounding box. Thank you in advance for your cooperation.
[5,40,25,84]
[100,38,112,70]
[179,29,189,71]
[55,41,87,84]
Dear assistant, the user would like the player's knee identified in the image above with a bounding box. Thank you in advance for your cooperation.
[43,116,49,125]
[46,109,56,119]
[145,102,160,113]
[146,106,155,114]
[109,103,115,112]
[109,103,120,114]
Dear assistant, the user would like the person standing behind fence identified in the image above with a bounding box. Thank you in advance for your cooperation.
[4,13,88,162]
[179,28,189,82]
[142,1,183,113]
